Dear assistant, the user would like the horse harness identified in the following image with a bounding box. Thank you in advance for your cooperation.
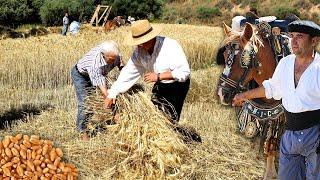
[219,21,291,95]
[219,22,292,154]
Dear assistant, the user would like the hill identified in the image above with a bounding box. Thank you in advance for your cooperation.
[161,0,320,26]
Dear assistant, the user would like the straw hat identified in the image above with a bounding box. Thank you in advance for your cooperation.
[126,20,162,46]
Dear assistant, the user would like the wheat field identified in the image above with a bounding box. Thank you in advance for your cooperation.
[0,24,270,179]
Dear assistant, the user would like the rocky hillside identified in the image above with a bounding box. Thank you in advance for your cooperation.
[161,0,320,26]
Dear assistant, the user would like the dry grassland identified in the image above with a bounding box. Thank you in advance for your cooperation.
[0,23,275,179]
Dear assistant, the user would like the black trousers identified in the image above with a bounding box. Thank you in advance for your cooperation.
[151,79,190,122]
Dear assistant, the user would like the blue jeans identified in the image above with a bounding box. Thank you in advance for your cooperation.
[71,66,95,132]
[278,124,320,180]
[62,25,68,36]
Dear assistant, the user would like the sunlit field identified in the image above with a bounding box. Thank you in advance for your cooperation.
[0,23,271,179]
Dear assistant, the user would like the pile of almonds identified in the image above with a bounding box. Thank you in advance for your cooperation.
[0,134,78,179]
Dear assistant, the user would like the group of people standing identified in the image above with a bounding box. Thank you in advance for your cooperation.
[61,12,81,36]
[70,14,320,179]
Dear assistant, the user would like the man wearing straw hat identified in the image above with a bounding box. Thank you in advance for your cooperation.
[71,40,124,141]
[105,19,190,122]
[233,20,320,179]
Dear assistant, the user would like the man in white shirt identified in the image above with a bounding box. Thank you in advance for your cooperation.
[105,19,190,122]
[62,12,69,36]
[71,40,124,140]
[233,20,320,180]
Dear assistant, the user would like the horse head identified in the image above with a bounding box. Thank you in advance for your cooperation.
[217,22,277,105]
[104,20,118,32]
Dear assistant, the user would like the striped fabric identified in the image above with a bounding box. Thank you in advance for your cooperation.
[76,44,120,86]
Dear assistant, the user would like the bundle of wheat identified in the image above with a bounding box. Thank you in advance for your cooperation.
[0,134,77,179]
[69,92,197,179]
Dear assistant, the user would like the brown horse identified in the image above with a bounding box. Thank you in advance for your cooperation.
[216,22,290,179]
[104,20,118,32]
[104,16,126,32]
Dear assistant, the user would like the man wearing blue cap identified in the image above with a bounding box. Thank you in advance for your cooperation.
[232,20,320,179]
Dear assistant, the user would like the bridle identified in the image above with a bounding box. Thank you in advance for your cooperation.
[219,38,260,96]
[218,21,292,101]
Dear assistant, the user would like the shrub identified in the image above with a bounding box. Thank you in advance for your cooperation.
[161,7,179,22]
[39,0,96,26]
[273,7,300,19]
[231,0,242,5]
[28,0,45,23]
[293,0,311,9]
[196,6,221,20]
[216,0,233,10]
[0,0,33,27]
[309,0,320,4]
[111,0,164,20]
[239,0,258,8]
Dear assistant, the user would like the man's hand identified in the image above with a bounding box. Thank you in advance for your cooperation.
[232,93,247,107]
[144,72,158,83]
[104,98,116,109]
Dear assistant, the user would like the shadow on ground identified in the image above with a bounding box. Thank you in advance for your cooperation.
[0,25,54,39]
[0,103,53,129]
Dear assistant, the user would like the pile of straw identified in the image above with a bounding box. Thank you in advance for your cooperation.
[70,92,198,179]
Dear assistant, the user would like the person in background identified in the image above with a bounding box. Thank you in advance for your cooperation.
[62,12,69,36]
[69,21,81,35]
[71,40,124,141]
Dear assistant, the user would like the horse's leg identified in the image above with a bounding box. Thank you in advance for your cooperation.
[263,121,278,180]
[264,116,286,180]
[264,153,277,180]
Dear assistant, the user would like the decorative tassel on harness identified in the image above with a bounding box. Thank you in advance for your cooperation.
[236,100,286,154]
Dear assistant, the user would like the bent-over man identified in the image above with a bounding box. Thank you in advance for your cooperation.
[71,40,124,140]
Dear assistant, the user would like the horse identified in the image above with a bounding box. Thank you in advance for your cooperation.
[216,22,291,179]
[104,20,118,32]
[104,16,126,32]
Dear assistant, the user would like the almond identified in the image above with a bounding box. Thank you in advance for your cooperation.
[2,137,10,148]
[50,149,57,161]
[16,165,24,177]
[4,148,12,157]
[15,134,23,141]
[42,144,49,155]
[27,160,35,172]
[2,167,11,176]
[47,164,57,170]
[11,147,19,157]
[20,149,27,159]
[55,148,63,157]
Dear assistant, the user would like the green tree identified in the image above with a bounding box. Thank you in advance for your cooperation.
[39,0,163,26]
[111,0,164,20]
[27,0,45,23]
[0,0,33,27]
[39,0,96,25]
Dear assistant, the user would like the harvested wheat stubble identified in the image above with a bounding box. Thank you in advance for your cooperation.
[0,134,77,179]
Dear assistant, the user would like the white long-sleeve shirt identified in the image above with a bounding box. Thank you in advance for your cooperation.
[107,36,190,98]
[63,16,69,25]
[262,52,320,113]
